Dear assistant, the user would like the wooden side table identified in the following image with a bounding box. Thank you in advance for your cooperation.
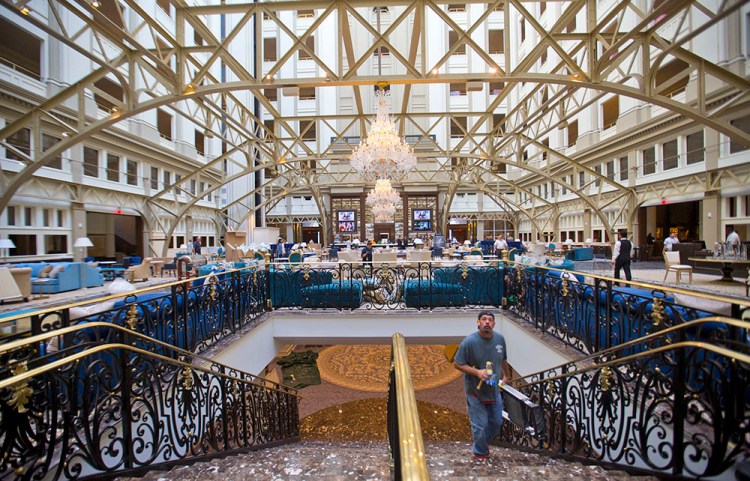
[31,279,51,299]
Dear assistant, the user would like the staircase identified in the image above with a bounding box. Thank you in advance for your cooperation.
[117,440,659,480]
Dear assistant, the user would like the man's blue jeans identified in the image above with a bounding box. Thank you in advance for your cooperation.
[466,393,504,456]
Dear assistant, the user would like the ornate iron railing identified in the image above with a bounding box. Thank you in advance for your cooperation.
[0,266,269,361]
[267,260,504,310]
[0,322,299,480]
[387,333,429,481]
[499,317,750,478]
[501,261,750,355]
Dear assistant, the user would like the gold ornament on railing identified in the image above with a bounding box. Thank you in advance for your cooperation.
[303,265,311,281]
[561,277,569,297]
[125,303,139,330]
[547,379,555,398]
[651,297,664,327]
[180,366,194,391]
[9,362,32,413]
[461,263,469,279]
[600,366,613,392]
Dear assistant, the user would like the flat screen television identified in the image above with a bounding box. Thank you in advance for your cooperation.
[413,209,432,231]
[413,220,432,231]
[413,209,431,221]
[338,210,355,222]
[338,221,356,232]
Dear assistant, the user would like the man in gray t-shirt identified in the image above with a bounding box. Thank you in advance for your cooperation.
[454,311,510,461]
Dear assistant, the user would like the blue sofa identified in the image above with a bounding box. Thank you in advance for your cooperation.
[568,247,593,261]
[270,267,334,307]
[301,280,364,308]
[14,262,103,293]
[403,279,468,308]
[433,266,505,306]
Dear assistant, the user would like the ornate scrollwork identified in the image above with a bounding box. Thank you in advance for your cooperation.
[7,362,32,413]
[461,263,469,279]
[651,297,664,327]
[561,277,569,297]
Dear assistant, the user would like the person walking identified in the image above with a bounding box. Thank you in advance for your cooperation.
[453,311,510,462]
[611,230,632,282]
[192,236,202,255]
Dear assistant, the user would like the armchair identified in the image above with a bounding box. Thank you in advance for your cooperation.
[288,250,303,265]
[125,257,153,282]
[372,250,397,264]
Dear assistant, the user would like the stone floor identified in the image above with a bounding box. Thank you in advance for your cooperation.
[115,439,660,481]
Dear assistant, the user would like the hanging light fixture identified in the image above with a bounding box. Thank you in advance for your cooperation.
[350,7,415,181]
[350,86,416,180]
[366,178,401,220]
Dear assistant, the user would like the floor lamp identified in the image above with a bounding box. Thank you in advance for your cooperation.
[74,237,94,288]
[0,238,15,264]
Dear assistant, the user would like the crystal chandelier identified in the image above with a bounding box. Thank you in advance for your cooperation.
[366,178,401,220]
[350,88,417,180]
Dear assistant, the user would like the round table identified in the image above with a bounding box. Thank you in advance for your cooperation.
[688,257,750,282]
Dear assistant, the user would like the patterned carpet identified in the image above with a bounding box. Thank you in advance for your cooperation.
[317,344,462,392]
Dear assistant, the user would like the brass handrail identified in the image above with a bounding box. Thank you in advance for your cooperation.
[504,259,750,306]
[513,316,750,387]
[0,264,260,324]
[0,321,298,397]
[390,333,429,480]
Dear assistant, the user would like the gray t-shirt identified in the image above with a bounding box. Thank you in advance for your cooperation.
[454,331,508,402]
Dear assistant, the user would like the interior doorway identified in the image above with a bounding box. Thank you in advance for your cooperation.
[374,223,395,243]
[301,227,321,244]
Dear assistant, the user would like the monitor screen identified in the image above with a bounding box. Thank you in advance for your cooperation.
[338,210,355,222]
[413,209,431,221]
[338,221,356,232]
[413,220,431,231]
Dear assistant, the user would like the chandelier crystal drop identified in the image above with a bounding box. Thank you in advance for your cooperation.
[350,89,417,180]
[366,178,401,220]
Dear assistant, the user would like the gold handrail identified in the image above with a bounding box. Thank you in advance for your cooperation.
[504,259,750,306]
[0,321,298,397]
[0,264,260,324]
[391,333,429,480]
[513,316,750,388]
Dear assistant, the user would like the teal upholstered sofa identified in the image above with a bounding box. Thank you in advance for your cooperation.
[269,267,334,307]
[433,266,505,306]
[13,262,103,293]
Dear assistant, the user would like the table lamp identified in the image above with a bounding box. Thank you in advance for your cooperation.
[0,238,15,263]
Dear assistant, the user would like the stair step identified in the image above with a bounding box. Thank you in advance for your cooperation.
[116,440,661,481]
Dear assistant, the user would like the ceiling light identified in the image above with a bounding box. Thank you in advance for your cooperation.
[20,5,30,14]
[350,88,416,180]
[90,0,101,7]
[366,178,401,220]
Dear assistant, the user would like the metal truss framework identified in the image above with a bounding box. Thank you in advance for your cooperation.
[1,0,749,248]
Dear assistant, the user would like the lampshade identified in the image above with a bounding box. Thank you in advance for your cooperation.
[73,237,94,248]
[0,239,15,249]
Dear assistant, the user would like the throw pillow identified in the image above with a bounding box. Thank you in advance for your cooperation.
[49,264,66,279]
[38,265,53,278]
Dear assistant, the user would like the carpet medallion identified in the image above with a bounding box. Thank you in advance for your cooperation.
[317,344,462,392]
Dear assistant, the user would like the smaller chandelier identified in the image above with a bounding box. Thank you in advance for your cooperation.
[350,88,417,180]
[366,178,401,220]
